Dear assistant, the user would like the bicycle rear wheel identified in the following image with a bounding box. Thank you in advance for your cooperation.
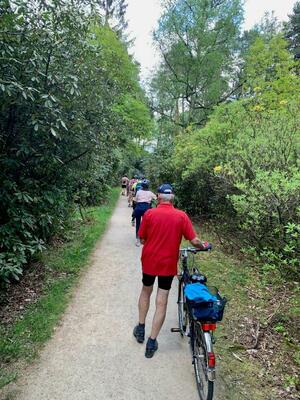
[192,322,214,400]
[177,279,188,335]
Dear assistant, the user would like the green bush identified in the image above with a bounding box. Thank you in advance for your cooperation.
[167,35,300,278]
[0,1,152,283]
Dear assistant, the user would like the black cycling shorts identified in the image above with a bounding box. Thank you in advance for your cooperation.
[142,273,174,290]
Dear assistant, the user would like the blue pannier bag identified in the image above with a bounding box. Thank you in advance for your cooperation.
[184,283,226,322]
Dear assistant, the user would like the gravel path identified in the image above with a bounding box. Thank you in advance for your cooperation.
[1,196,224,400]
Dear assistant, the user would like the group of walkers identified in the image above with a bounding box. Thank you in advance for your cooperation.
[121,175,156,247]
[121,174,212,359]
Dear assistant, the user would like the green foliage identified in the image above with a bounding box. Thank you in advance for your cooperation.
[113,94,153,140]
[142,125,176,188]
[0,1,151,283]
[244,35,298,94]
[152,0,244,127]
[284,1,300,59]
[158,34,300,277]
[196,225,299,399]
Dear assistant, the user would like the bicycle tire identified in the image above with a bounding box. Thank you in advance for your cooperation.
[192,322,214,400]
[177,279,188,335]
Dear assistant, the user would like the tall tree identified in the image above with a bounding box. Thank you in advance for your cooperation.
[99,0,128,34]
[253,11,281,41]
[152,0,243,128]
[284,1,300,59]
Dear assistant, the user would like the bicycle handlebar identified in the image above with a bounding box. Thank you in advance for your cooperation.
[180,246,212,253]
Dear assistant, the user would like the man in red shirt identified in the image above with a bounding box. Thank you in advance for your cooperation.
[133,183,210,358]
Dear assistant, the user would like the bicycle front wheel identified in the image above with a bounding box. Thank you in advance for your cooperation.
[192,322,214,400]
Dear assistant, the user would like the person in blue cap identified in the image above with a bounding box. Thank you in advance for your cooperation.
[133,183,211,358]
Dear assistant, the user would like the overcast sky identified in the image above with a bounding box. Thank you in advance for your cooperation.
[126,0,297,82]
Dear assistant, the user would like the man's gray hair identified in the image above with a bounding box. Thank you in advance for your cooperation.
[158,193,175,202]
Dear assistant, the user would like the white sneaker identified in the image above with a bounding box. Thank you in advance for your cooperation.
[135,239,140,247]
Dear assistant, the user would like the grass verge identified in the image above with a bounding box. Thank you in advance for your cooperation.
[0,188,120,389]
[193,224,299,400]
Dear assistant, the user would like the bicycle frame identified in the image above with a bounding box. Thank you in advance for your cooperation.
[179,247,197,283]
[178,248,216,382]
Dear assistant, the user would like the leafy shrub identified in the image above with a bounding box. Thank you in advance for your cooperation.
[167,35,300,278]
[0,1,151,283]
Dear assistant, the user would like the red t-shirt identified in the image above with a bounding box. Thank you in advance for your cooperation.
[138,204,196,276]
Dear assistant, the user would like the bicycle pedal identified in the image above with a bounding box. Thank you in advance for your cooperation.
[171,328,181,333]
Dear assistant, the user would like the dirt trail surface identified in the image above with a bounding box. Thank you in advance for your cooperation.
[1,196,224,400]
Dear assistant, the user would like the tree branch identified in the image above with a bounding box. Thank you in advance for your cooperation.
[64,149,90,165]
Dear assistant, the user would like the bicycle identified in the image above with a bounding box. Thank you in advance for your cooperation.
[171,247,227,400]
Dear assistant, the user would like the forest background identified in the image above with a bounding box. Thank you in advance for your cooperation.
[0,0,299,398]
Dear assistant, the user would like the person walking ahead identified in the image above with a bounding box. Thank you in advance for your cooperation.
[121,176,129,196]
[134,179,156,247]
[133,184,211,358]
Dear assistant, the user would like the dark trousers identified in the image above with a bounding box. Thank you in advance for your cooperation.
[131,201,136,221]
[134,202,150,238]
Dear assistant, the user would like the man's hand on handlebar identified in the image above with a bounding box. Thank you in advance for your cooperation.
[203,241,212,251]
[190,237,212,251]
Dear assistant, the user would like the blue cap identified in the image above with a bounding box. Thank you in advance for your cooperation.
[157,183,173,194]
